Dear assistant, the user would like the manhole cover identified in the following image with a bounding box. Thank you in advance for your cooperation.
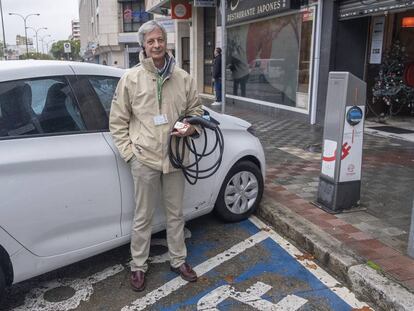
[43,286,76,302]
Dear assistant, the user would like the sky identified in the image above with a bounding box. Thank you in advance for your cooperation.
[0,0,79,47]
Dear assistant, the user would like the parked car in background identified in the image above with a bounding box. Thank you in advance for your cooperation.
[249,58,285,83]
[0,60,265,299]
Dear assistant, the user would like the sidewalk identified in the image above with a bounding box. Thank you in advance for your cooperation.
[204,98,414,310]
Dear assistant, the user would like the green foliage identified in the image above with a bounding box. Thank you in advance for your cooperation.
[366,260,382,272]
[51,40,81,61]
[19,52,54,60]
[0,41,4,59]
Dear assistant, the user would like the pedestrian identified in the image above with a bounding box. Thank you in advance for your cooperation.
[212,47,222,105]
[113,60,122,68]
[228,36,249,97]
[102,60,107,65]
[109,20,202,292]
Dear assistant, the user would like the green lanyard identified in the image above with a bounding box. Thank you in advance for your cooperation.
[157,76,163,111]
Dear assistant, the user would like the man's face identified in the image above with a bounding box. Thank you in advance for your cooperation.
[143,28,166,62]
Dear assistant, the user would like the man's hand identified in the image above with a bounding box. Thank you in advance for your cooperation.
[171,119,196,137]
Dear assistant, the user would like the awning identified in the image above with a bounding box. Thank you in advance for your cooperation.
[145,0,170,15]
[339,0,414,20]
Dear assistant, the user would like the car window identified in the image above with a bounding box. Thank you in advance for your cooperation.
[88,76,119,116]
[0,77,86,138]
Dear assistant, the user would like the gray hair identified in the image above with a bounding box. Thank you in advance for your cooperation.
[138,20,167,47]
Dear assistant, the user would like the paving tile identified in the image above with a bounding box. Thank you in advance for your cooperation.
[209,102,414,275]
[402,278,414,291]
[348,231,373,241]
[387,268,414,281]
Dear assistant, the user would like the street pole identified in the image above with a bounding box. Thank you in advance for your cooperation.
[8,12,40,57]
[221,0,226,114]
[0,0,6,60]
[45,39,55,55]
[40,34,51,54]
[27,27,47,54]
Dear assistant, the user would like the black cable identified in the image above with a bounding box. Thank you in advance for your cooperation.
[168,115,224,185]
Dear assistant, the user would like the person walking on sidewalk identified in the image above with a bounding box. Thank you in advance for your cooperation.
[109,20,203,292]
[212,47,222,105]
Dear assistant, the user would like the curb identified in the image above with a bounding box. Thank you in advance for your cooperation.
[257,196,414,311]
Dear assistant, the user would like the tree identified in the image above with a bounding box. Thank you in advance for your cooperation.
[19,52,54,60]
[0,41,4,59]
[372,40,413,116]
[51,40,81,61]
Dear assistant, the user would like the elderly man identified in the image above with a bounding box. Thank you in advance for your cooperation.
[109,20,202,292]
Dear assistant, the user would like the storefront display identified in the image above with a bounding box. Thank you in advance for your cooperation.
[226,8,315,111]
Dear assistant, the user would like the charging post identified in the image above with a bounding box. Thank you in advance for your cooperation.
[317,72,366,213]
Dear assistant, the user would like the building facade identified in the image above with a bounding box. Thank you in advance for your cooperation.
[71,19,81,40]
[146,0,322,124]
[80,0,173,68]
[318,0,414,120]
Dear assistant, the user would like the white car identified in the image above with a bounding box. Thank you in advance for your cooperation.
[0,60,265,299]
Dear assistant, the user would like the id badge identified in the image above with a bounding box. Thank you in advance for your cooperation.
[153,114,168,126]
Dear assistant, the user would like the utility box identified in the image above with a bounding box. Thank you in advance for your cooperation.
[317,72,366,212]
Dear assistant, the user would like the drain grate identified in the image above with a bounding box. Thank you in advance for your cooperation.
[369,126,414,134]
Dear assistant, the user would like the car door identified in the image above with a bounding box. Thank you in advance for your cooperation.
[72,74,138,236]
[81,74,212,236]
[0,74,122,257]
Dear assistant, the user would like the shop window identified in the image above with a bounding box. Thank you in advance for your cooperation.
[122,1,151,32]
[226,8,315,111]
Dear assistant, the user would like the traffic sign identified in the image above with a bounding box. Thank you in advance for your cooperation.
[64,42,71,53]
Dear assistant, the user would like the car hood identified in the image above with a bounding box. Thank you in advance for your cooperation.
[204,107,251,130]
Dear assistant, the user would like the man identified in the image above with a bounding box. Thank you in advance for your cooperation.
[212,47,222,105]
[109,20,202,292]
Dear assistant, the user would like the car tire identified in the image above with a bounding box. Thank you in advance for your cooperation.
[214,161,263,222]
[0,267,5,302]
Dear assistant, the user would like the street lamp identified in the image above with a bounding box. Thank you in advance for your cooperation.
[26,26,47,54]
[45,39,55,55]
[39,34,51,54]
[8,12,40,57]
[0,0,7,60]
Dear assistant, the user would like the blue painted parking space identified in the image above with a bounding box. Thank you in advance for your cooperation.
[131,216,369,311]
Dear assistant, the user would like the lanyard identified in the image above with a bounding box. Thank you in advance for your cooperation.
[157,76,163,111]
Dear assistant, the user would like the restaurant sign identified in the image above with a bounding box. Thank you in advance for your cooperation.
[226,0,301,25]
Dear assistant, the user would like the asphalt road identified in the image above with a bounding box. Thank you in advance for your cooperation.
[1,214,372,311]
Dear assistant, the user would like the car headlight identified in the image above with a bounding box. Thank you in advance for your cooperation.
[247,126,257,137]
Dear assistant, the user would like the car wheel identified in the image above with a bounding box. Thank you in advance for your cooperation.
[215,161,263,222]
[0,267,5,302]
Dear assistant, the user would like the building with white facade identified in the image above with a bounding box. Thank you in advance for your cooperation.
[71,19,81,40]
[79,0,178,68]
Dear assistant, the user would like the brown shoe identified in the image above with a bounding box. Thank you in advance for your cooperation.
[130,271,145,291]
[170,263,197,282]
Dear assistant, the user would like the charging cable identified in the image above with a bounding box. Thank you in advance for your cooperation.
[168,115,224,185]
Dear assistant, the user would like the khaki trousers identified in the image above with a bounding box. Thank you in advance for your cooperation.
[129,157,187,272]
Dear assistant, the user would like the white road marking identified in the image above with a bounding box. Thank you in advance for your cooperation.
[249,216,372,309]
[13,265,124,311]
[121,231,269,311]
[197,281,307,311]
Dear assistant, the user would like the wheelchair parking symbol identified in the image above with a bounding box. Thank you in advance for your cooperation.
[197,281,308,310]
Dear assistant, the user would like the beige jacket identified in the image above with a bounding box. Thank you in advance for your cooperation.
[109,52,203,173]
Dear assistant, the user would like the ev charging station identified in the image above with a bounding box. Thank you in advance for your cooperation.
[317,72,366,213]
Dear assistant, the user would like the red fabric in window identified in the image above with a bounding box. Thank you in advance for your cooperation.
[404,62,414,88]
